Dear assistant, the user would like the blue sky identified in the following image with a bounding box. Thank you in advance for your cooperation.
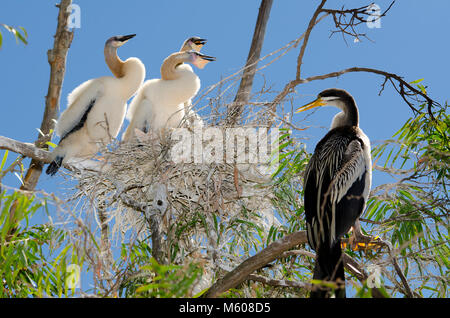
[0,0,448,295]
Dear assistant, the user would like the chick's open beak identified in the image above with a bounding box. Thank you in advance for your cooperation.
[295,98,326,113]
[193,38,207,46]
[193,52,216,69]
[195,51,215,61]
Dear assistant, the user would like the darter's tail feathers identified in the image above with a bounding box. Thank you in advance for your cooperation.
[310,240,346,298]
[46,156,63,176]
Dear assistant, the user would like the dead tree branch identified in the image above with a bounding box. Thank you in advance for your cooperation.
[267,0,329,123]
[21,0,74,191]
[203,229,387,298]
[203,231,308,298]
[226,0,273,125]
[0,136,87,176]
[322,1,395,42]
[0,136,52,164]
[267,0,439,128]
[296,0,327,80]
[298,67,439,118]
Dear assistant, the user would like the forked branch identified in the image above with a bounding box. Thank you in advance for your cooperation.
[268,1,438,124]
[322,1,395,42]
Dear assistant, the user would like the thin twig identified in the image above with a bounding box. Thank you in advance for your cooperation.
[321,1,396,42]
[296,0,327,80]
[377,238,415,298]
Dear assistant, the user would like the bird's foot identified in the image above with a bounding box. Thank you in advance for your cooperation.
[349,232,382,251]
[342,222,383,251]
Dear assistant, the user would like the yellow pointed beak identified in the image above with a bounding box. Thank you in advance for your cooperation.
[295,98,326,113]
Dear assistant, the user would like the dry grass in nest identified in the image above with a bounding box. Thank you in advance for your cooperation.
[72,120,278,267]
[67,67,285,294]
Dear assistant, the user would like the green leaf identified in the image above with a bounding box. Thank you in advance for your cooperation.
[409,78,424,84]
[15,29,28,45]
[0,150,8,171]
[45,141,57,149]
[18,26,28,39]
[417,84,427,95]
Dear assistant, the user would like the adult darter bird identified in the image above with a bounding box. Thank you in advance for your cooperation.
[46,34,145,175]
[296,88,372,298]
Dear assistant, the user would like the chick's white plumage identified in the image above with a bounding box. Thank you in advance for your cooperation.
[122,38,214,142]
[46,34,145,175]
[124,62,200,138]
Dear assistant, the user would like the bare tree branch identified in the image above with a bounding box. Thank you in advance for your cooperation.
[203,231,308,298]
[296,0,327,80]
[266,1,439,130]
[322,1,396,42]
[21,0,74,191]
[0,136,95,176]
[5,0,73,239]
[267,1,330,124]
[226,0,273,125]
[203,229,388,298]
[0,136,52,163]
[298,67,439,118]
[378,238,415,297]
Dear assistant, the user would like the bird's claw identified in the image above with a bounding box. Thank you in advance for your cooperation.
[344,234,382,251]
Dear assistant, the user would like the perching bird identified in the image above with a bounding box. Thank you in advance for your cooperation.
[179,37,207,127]
[296,88,372,298]
[122,37,209,142]
[122,49,215,142]
[46,34,145,175]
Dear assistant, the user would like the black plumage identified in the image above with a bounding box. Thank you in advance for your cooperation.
[45,98,96,176]
[45,155,63,176]
[59,98,96,142]
[298,89,371,298]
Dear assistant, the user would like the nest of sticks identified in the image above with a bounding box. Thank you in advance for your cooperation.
[65,66,288,295]
[71,100,278,270]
